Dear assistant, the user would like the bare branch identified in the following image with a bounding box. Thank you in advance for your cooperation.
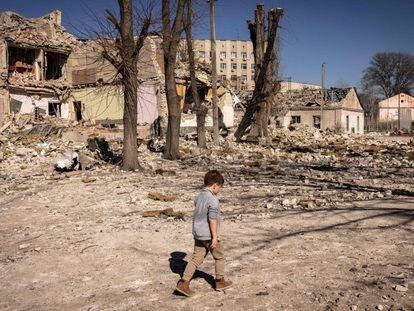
[133,17,151,59]
[106,9,121,33]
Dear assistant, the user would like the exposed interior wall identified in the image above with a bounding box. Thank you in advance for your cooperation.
[137,84,158,124]
[9,92,69,118]
[67,46,111,85]
[70,86,123,121]
[8,46,36,80]
[7,45,68,82]
[70,84,159,124]
[45,51,68,80]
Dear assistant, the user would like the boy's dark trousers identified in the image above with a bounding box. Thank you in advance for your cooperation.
[182,239,225,281]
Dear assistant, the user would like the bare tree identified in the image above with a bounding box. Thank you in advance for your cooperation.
[362,52,414,98]
[359,87,380,132]
[95,0,151,171]
[184,0,207,148]
[235,5,283,141]
[162,0,186,160]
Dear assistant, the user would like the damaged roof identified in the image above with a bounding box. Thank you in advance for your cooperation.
[0,10,78,53]
[278,87,360,110]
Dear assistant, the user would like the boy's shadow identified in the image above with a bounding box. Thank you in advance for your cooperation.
[169,251,215,295]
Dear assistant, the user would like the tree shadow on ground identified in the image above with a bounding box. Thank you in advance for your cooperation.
[169,251,215,296]
[227,203,414,261]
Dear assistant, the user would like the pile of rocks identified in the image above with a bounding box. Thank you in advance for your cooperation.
[1,116,413,211]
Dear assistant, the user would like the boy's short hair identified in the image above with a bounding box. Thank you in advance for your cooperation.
[204,170,224,187]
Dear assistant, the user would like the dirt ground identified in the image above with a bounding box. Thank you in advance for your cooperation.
[1,158,413,311]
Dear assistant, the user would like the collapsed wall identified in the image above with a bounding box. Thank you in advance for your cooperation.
[0,10,82,121]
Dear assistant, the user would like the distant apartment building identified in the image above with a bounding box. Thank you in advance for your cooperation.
[192,39,255,90]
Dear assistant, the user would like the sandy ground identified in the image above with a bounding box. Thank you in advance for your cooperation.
[0,164,413,311]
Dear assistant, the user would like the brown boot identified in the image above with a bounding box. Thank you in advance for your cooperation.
[215,278,232,291]
[175,279,195,297]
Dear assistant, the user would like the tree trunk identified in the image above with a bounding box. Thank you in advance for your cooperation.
[119,0,139,170]
[162,0,186,160]
[185,0,207,148]
[122,68,139,170]
[235,7,283,141]
[210,0,219,145]
[99,1,150,170]
[164,63,181,159]
[248,4,265,139]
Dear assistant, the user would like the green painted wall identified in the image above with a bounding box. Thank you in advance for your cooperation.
[71,86,124,121]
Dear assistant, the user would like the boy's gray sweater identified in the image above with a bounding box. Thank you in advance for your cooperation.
[192,188,221,241]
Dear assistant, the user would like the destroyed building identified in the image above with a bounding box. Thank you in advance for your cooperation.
[276,87,365,134]
[67,35,164,126]
[0,10,162,125]
[0,10,236,131]
[0,10,78,122]
[279,81,322,93]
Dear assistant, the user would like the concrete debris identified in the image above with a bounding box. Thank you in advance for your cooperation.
[18,243,31,250]
[78,153,96,170]
[55,152,79,171]
[142,208,184,219]
[148,192,177,202]
[87,137,122,165]
[15,147,31,157]
[81,176,96,183]
[393,284,408,292]
[147,138,165,153]
[0,10,78,52]
[0,112,413,211]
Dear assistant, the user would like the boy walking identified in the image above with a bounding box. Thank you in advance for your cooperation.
[175,170,232,297]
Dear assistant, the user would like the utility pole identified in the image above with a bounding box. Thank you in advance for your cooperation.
[209,0,219,145]
[320,62,326,130]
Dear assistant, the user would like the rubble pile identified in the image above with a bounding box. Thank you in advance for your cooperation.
[233,89,253,109]
[0,10,84,93]
[1,114,413,214]
[0,115,125,194]
[177,126,414,214]
[0,10,80,52]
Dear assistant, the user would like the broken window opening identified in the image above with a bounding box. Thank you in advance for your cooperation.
[45,51,68,80]
[8,46,36,79]
[313,115,321,129]
[291,116,301,124]
[48,102,62,117]
[73,101,83,121]
[346,115,350,132]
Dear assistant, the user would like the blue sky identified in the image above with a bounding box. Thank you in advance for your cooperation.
[1,0,413,89]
